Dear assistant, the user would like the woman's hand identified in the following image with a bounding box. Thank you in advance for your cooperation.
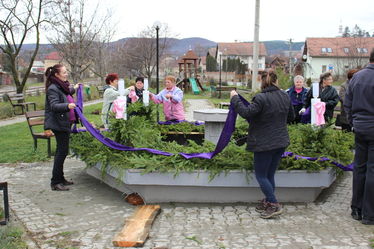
[73,83,82,89]
[230,90,238,98]
[165,93,172,99]
[68,103,76,109]
[128,86,135,91]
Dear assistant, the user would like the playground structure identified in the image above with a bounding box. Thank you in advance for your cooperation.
[177,50,204,94]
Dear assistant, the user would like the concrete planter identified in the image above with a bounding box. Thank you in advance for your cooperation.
[86,164,336,203]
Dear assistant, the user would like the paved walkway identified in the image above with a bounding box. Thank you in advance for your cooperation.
[0,98,373,248]
[1,161,373,248]
[185,99,215,121]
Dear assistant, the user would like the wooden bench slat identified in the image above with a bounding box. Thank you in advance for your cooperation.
[112,205,160,247]
[28,119,44,126]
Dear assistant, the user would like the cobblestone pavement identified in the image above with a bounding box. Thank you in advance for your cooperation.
[0,158,373,249]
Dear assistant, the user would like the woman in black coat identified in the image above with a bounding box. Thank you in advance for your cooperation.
[44,64,78,191]
[302,72,339,121]
[230,71,294,219]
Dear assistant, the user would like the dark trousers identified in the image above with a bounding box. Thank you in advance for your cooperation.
[351,133,374,221]
[254,147,285,203]
[51,130,70,185]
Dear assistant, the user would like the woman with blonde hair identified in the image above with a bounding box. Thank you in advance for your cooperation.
[230,70,294,219]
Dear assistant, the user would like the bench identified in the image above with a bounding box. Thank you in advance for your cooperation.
[25,110,54,157]
[3,93,36,115]
[0,182,9,225]
[219,102,230,109]
[96,85,105,98]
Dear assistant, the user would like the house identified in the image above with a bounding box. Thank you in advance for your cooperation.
[44,51,63,70]
[302,37,374,80]
[210,42,267,71]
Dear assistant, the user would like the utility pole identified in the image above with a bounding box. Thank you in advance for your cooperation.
[252,0,260,91]
[288,38,293,77]
[219,53,222,99]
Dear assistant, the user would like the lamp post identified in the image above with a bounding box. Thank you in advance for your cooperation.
[219,53,222,99]
[154,22,161,121]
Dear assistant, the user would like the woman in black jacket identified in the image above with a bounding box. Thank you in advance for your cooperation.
[230,71,294,219]
[301,72,339,121]
[44,64,78,191]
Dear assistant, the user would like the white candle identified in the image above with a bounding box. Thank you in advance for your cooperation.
[312,82,319,98]
[144,78,148,90]
[118,78,125,96]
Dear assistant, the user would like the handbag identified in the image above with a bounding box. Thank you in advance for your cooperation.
[335,114,342,127]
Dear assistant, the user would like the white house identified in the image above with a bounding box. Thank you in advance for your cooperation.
[302,37,374,80]
[210,42,267,71]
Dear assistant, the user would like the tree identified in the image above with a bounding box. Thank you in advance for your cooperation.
[0,0,45,93]
[206,54,217,72]
[46,0,111,83]
[119,24,172,82]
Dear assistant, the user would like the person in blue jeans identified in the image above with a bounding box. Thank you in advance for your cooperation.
[230,70,294,218]
[344,49,374,225]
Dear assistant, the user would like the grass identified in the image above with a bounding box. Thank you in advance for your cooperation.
[0,103,103,163]
[0,224,28,249]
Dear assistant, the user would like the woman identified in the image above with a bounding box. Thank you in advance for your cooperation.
[338,69,359,131]
[230,71,294,219]
[44,64,78,191]
[150,75,185,121]
[101,73,134,128]
[286,75,308,123]
[127,76,144,103]
[302,72,339,122]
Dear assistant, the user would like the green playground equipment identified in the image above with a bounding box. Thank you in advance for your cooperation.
[189,77,200,94]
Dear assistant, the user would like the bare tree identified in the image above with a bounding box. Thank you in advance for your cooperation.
[121,24,172,81]
[46,0,111,83]
[88,19,115,84]
[0,0,45,93]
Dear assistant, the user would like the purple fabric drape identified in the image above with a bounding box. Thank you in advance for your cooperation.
[73,86,353,171]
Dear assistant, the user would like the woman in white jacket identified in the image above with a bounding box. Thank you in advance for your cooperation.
[101,73,134,128]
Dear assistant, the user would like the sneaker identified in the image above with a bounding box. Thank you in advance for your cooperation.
[255,199,268,213]
[260,202,283,219]
[362,219,374,225]
[351,208,362,221]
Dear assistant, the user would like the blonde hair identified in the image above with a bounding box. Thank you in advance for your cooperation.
[165,75,176,84]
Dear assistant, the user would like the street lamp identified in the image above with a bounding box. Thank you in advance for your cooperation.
[154,21,161,121]
[219,53,222,99]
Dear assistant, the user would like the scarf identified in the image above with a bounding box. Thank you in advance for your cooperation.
[49,75,71,95]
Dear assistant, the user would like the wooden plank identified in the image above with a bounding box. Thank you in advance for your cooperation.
[112,205,161,247]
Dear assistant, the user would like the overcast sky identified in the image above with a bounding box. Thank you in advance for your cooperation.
[102,0,374,43]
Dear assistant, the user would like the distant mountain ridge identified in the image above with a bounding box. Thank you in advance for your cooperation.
[21,38,305,58]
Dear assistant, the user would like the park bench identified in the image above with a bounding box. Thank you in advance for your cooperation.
[0,182,9,225]
[96,85,105,98]
[25,110,54,157]
[3,93,36,115]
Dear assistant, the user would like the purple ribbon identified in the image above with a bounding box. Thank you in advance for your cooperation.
[73,87,353,170]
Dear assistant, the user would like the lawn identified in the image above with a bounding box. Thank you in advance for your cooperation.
[0,103,103,163]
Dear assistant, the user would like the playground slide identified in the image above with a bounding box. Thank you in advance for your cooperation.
[189,78,200,94]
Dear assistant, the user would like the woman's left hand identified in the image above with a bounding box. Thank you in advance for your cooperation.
[74,83,82,89]
[230,90,238,98]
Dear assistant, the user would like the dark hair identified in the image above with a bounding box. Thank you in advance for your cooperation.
[370,48,374,63]
[347,69,359,80]
[45,64,64,90]
[319,72,332,85]
[135,76,144,83]
[260,70,278,90]
[105,73,119,85]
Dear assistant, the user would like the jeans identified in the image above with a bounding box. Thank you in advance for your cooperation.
[254,147,285,203]
[51,130,70,185]
[351,133,374,221]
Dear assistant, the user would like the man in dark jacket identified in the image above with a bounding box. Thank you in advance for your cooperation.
[344,49,374,225]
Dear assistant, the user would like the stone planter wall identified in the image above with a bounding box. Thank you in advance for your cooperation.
[86,164,336,203]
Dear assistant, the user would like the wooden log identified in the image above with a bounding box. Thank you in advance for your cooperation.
[112,205,161,247]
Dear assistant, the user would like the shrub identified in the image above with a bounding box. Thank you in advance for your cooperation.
[0,104,14,119]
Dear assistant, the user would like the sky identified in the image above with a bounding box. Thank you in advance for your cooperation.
[15,0,373,44]
[102,0,374,43]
